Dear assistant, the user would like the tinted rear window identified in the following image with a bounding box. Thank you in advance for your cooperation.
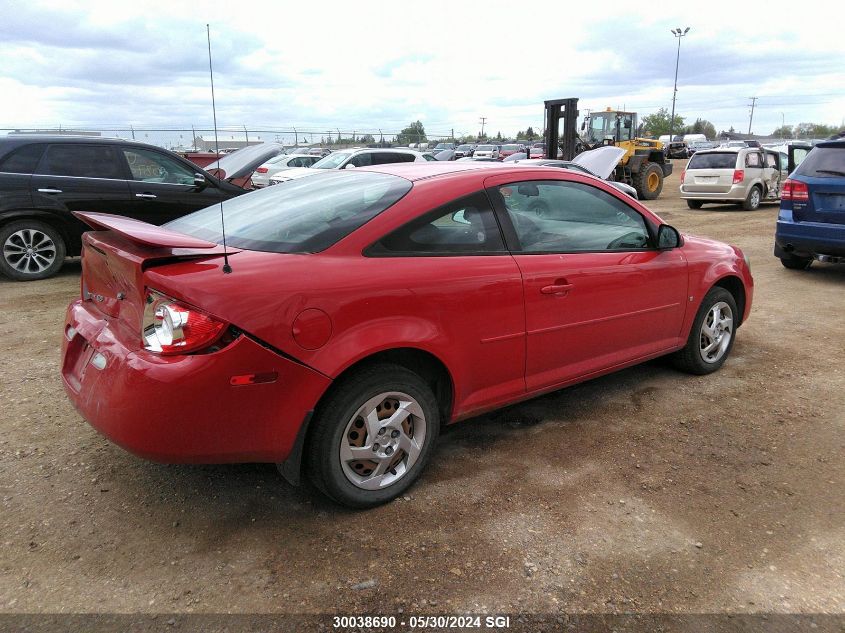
[0,143,46,174]
[687,152,738,169]
[795,146,845,178]
[37,144,125,179]
[165,171,411,254]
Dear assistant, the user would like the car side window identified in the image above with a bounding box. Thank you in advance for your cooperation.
[123,148,196,185]
[765,153,778,169]
[745,152,762,168]
[0,144,46,174]
[369,191,505,255]
[495,180,651,253]
[347,153,373,168]
[36,144,125,179]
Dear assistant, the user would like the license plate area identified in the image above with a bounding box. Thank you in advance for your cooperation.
[695,176,718,184]
[63,337,95,392]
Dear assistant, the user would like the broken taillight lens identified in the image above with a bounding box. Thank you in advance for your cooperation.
[143,290,228,355]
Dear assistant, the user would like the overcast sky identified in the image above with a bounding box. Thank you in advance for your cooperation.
[1,0,843,145]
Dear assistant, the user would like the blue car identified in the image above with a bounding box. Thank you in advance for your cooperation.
[775,140,845,269]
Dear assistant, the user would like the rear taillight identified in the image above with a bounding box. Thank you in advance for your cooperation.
[732,169,744,184]
[781,178,809,201]
[255,167,268,173]
[142,290,228,355]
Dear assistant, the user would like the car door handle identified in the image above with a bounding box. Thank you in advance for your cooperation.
[540,283,574,295]
[135,193,157,199]
[37,188,63,194]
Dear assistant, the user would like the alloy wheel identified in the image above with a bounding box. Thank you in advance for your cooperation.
[699,301,733,363]
[3,228,57,274]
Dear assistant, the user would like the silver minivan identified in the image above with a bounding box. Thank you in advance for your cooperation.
[680,147,782,210]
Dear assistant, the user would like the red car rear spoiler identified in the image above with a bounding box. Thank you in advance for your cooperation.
[73,212,219,250]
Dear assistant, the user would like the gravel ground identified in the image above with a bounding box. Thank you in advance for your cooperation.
[1,164,843,618]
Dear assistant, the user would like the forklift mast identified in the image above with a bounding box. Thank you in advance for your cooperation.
[544,98,579,160]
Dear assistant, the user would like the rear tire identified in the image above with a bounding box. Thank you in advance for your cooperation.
[0,220,66,281]
[779,254,812,270]
[671,287,738,375]
[686,200,703,209]
[306,363,440,508]
[742,185,762,210]
[634,161,664,200]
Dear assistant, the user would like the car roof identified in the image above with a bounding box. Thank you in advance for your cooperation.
[357,160,593,182]
[0,134,149,146]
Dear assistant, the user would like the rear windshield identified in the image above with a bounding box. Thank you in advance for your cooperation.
[687,152,738,169]
[795,146,845,178]
[165,171,411,254]
[502,144,521,151]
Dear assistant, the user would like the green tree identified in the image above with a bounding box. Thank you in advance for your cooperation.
[397,120,427,145]
[795,122,838,138]
[772,125,793,139]
[685,118,717,139]
[516,126,537,141]
[641,108,685,137]
[358,134,375,144]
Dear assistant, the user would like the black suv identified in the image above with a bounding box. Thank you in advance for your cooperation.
[0,135,246,280]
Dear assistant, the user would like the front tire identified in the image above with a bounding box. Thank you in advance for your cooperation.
[306,364,440,508]
[0,220,66,281]
[634,161,664,200]
[671,287,738,375]
[686,200,703,209]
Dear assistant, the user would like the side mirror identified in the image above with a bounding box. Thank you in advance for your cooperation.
[657,224,681,249]
[344,163,357,169]
[193,173,208,188]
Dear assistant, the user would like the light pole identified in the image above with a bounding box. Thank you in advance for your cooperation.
[669,27,690,145]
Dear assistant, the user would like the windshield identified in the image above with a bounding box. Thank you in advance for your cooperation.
[687,152,739,169]
[311,152,351,169]
[502,145,521,151]
[165,171,412,254]
[457,145,472,151]
[477,145,494,151]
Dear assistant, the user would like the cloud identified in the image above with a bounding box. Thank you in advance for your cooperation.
[1,0,843,140]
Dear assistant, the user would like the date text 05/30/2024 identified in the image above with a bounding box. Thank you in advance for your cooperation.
[333,615,511,629]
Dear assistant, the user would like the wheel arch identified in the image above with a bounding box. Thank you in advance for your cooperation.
[712,275,746,327]
[280,346,455,487]
[0,210,77,255]
[327,347,455,425]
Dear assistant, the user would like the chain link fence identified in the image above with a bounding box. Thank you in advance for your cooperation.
[0,126,459,152]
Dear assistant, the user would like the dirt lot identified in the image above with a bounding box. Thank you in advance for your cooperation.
[1,165,843,619]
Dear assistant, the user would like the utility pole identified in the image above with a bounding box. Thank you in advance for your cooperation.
[479,117,487,139]
[748,97,758,135]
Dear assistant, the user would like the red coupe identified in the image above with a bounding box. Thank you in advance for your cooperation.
[62,162,753,507]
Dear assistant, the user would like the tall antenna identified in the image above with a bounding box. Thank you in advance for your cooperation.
[206,24,232,274]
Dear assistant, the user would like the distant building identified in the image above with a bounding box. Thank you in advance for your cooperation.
[192,137,264,151]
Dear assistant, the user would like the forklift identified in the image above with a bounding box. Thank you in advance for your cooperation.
[543,99,673,200]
